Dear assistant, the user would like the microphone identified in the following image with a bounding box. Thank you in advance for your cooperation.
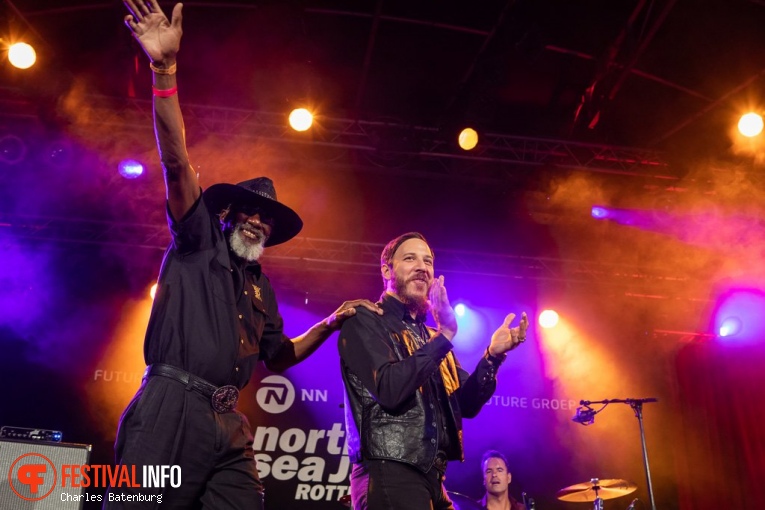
[626,498,639,509]
[572,406,596,425]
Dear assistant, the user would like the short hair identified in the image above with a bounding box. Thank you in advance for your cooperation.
[481,450,509,472]
[380,232,432,268]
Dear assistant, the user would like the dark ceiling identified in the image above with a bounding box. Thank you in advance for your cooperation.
[3,0,765,301]
[5,0,765,156]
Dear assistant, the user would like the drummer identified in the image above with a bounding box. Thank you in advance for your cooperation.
[478,450,526,510]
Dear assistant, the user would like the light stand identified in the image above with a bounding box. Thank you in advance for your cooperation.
[574,398,658,510]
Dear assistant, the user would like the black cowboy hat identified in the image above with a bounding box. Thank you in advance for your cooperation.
[202,177,303,246]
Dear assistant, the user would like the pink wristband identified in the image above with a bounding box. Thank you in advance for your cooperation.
[152,85,178,98]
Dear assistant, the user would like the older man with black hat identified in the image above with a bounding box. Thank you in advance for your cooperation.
[111,1,381,508]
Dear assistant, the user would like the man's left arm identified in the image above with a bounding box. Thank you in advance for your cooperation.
[265,299,382,372]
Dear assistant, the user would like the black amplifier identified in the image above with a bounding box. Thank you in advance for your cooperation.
[0,425,63,442]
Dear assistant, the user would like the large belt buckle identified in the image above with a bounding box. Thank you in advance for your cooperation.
[211,385,239,413]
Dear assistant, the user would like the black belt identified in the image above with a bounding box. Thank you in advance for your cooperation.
[144,363,239,413]
[433,451,448,475]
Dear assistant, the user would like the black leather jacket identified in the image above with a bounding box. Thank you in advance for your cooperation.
[338,294,500,472]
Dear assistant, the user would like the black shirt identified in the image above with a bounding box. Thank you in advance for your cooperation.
[143,194,290,388]
[340,293,454,410]
[340,293,499,459]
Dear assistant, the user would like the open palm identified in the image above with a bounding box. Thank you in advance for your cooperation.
[123,0,183,63]
[490,312,528,354]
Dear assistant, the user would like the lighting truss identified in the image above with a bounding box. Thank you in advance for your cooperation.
[2,94,671,182]
[0,213,694,290]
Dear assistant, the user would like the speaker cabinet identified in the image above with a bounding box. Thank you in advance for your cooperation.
[0,439,92,509]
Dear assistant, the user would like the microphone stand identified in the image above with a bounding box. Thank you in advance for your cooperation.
[579,398,658,510]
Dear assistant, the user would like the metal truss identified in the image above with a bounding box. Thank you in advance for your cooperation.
[1,213,694,290]
[2,93,671,181]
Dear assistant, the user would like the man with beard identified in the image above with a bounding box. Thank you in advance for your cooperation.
[479,450,526,510]
[338,232,529,510]
[110,1,381,508]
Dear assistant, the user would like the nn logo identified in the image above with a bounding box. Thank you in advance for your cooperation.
[255,375,295,414]
[9,453,57,501]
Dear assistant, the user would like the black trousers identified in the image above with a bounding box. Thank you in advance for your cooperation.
[103,376,264,509]
[349,459,455,510]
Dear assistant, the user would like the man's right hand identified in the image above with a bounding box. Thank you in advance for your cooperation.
[123,0,183,64]
[429,275,458,341]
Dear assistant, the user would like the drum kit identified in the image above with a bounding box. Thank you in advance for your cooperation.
[341,477,638,509]
[418,478,636,510]
[556,478,637,509]
[447,478,637,509]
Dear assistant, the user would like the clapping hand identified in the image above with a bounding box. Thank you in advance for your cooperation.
[489,312,528,356]
[429,275,457,340]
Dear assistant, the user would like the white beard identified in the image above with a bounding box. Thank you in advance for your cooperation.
[229,224,266,262]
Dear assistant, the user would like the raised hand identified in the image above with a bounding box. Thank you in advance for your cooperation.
[429,275,457,340]
[489,312,528,356]
[123,0,183,63]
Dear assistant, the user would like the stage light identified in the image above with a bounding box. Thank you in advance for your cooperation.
[591,206,609,219]
[458,128,478,151]
[454,303,466,317]
[738,112,763,138]
[289,108,313,132]
[150,283,158,300]
[118,159,144,179]
[718,316,742,337]
[539,309,559,329]
[711,288,765,345]
[8,42,36,69]
[0,134,27,165]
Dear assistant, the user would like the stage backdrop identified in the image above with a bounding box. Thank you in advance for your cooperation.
[2,251,734,510]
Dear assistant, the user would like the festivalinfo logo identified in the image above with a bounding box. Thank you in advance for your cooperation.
[8,452,180,504]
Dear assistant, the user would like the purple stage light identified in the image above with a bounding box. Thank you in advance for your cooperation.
[591,206,609,219]
[718,317,742,337]
[712,289,765,344]
[119,159,144,179]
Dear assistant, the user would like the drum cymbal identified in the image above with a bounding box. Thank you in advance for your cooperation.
[447,491,483,510]
[556,478,637,502]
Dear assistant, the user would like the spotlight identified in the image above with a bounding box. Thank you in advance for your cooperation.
[718,316,742,337]
[711,288,765,344]
[8,42,36,70]
[289,108,313,132]
[118,159,145,179]
[454,303,466,317]
[458,128,478,151]
[539,309,559,329]
[0,134,28,165]
[738,112,763,138]
[150,283,158,300]
[591,206,609,219]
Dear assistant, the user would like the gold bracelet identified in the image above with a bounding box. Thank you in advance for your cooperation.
[150,62,177,75]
